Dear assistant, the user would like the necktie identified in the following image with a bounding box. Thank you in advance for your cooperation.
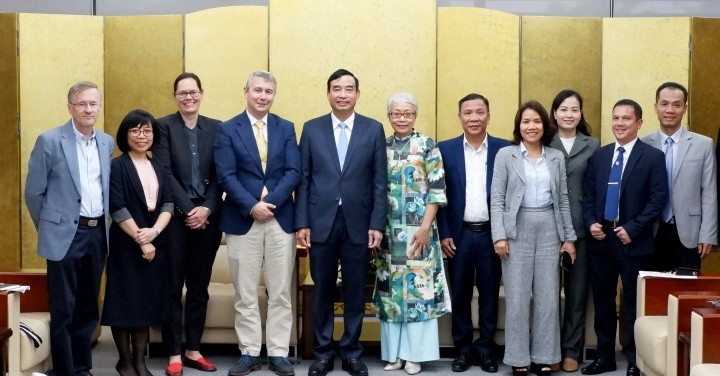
[337,122,349,170]
[662,138,674,222]
[254,120,268,199]
[603,146,625,221]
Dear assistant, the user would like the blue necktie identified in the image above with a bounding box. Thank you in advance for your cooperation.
[662,138,674,222]
[337,122,348,170]
[604,146,625,221]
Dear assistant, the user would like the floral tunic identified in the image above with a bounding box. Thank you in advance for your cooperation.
[373,131,451,323]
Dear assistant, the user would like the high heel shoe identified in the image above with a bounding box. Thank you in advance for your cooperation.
[384,359,405,371]
[530,363,552,376]
[512,366,529,376]
[404,361,421,375]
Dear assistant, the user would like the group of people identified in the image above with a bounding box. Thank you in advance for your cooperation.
[24,70,716,376]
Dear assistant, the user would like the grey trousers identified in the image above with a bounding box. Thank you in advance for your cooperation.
[502,206,561,367]
[561,237,589,360]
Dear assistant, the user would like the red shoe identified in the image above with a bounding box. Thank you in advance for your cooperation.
[182,355,218,372]
[165,362,183,376]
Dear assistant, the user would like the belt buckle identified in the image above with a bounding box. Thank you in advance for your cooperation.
[87,219,98,227]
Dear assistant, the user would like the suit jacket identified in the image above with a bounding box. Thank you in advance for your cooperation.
[582,139,668,256]
[215,111,301,235]
[154,112,221,216]
[436,134,511,242]
[549,134,600,238]
[642,129,717,247]
[490,145,576,243]
[25,120,114,261]
[294,113,388,245]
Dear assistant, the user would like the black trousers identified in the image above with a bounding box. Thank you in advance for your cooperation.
[447,227,501,356]
[47,223,106,376]
[161,213,221,355]
[650,221,701,272]
[309,207,370,360]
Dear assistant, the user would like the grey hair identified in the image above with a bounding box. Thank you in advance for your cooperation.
[67,81,100,103]
[386,92,418,114]
[245,70,277,89]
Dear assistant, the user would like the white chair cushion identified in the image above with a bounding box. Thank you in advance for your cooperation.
[18,312,51,372]
[635,315,668,375]
[690,364,720,376]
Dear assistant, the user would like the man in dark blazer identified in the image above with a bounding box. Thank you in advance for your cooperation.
[215,71,301,376]
[436,93,510,373]
[154,72,223,375]
[25,81,114,376]
[581,99,668,376]
[295,69,387,376]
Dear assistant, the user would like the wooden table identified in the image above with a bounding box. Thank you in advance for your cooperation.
[0,327,11,375]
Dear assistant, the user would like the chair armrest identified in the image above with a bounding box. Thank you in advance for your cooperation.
[690,308,720,369]
[0,270,48,327]
[667,292,720,376]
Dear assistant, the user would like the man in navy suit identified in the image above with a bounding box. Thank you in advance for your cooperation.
[25,81,114,376]
[215,70,301,376]
[295,69,387,376]
[581,99,668,376]
[437,93,510,373]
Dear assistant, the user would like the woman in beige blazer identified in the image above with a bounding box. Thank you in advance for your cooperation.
[490,101,577,376]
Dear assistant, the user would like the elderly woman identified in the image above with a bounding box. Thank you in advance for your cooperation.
[373,92,451,375]
[490,101,576,376]
[101,109,174,376]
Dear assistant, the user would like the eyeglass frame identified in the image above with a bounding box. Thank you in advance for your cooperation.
[174,90,203,98]
[70,102,101,110]
[128,128,154,137]
[388,112,416,120]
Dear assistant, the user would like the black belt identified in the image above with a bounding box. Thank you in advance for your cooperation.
[78,216,103,227]
[600,219,619,231]
[463,221,490,232]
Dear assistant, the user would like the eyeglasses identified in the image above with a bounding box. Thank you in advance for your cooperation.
[70,102,100,110]
[389,112,416,120]
[174,90,202,98]
[128,129,153,137]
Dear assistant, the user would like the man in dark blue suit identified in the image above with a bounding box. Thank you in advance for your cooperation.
[581,99,668,376]
[295,69,387,376]
[437,93,510,373]
[215,70,301,376]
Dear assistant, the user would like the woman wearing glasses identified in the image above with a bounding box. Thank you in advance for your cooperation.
[154,73,223,376]
[490,101,576,376]
[373,92,451,375]
[102,109,174,376]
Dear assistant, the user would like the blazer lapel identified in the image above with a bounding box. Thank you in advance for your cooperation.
[620,142,643,195]
[61,122,82,195]
[510,146,526,184]
[322,115,342,173]
[549,136,568,157]
[235,113,264,174]
[453,138,467,196]
[568,134,591,158]
[547,149,559,194]
[673,129,691,183]
[342,116,367,173]
[123,154,148,205]
[266,115,282,171]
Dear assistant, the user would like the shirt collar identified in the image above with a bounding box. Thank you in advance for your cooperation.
[519,141,545,158]
[246,110,269,126]
[615,137,638,154]
[71,119,95,141]
[463,134,487,152]
[661,128,682,145]
[331,112,355,131]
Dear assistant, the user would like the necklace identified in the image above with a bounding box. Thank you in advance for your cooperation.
[392,133,413,161]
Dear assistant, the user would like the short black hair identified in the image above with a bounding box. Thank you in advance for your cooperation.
[173,72,203,93]
[613,99,643,120]
[326,69,359,92]
[116,109,160,153]
[550,89,592,136]
[655,81,688,103]
[512,100,555,146]
[458,93,489,113]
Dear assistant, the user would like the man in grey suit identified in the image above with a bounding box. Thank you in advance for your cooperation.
[642,82,717,272]
[25,81,114,376]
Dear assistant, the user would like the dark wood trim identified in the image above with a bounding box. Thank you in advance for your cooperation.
[0,270,48,327]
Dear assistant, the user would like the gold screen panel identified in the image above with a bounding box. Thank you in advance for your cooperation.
[269,0,437,138]
[104,15,183,142]
[690,18,720,142]
[437,8,519,141]
[0,13,20,269]
[601,17,690,145]
[18,13,104,268]
[521,17,602,139]
[185,6,269,122]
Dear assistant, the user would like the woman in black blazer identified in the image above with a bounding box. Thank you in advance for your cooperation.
[101,109,173,376]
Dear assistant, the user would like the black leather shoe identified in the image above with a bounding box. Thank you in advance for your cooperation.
[581,358,617,375]
[341,358,368,376]
[477,354,498,373]
[308,358,334,376]
[451,353,471,372]
[626,364,641,376]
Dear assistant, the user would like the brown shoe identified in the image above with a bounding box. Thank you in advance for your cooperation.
[562,358,579,372]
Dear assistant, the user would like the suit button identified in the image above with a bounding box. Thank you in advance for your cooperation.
[74,220,78,224]
[77,199,81,203]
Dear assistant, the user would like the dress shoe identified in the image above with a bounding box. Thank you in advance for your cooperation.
[581,358,617,375]
[341,358,368,376]
[268,356,295,376]
[626,364,641,376]
[562,358,579,372]
[451,353,471,372]
[308,358,334,376]
[182,355,217,372]
[228,355,262,376]
[529,363,552,376]
[384,359,405,371]
[477,354,498,373]
[165,362,183,376]
[404,361,421,375]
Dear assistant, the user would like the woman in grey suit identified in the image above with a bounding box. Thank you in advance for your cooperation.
[490,101,577,376]
[547,90,600,372]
